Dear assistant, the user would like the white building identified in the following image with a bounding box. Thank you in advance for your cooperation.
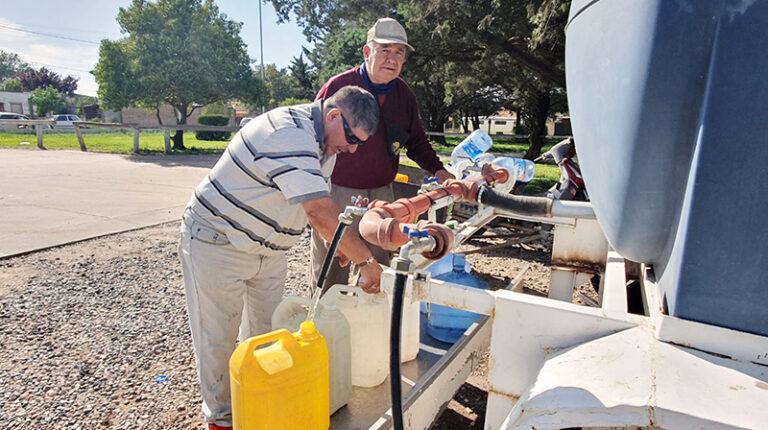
[445,110,519,135]
[0,91,33,116]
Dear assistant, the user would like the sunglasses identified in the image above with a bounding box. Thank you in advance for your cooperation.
[341,114,366,146]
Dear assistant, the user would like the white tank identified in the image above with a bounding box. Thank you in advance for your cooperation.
[271,295,352,414]
[327,285,390,388]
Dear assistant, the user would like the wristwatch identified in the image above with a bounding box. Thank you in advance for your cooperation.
[357,256,376,267]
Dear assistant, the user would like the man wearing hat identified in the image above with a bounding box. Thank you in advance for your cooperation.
[311,17,455,291]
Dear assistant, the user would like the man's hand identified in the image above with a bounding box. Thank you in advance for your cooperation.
[336,250,350,267]
[434,168,455,183]
[358,262,383,293]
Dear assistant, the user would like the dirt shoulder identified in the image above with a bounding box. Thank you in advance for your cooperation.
[0,219,562,429]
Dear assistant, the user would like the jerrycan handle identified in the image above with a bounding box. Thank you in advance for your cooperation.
[246,329,296,375]
[329,284,387,307]
[321,283,363,307]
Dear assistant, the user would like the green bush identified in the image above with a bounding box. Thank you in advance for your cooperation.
[195,114,232,141]
[278,97,311,107]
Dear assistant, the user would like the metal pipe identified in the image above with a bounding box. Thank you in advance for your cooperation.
[317,205,368,296]
[552,199,596,219]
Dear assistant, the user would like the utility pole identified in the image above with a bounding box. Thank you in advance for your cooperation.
[259,0,266,113]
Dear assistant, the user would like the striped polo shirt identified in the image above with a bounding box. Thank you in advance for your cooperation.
[187,101,334,255]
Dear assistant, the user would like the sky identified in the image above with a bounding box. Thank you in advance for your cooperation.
[0,0,314,97]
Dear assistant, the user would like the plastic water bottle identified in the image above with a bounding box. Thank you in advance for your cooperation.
[492,156,536,183]
[423,253,472,314]
[451,129,493,164]
[426,254,489,344]
[475,153,496,165]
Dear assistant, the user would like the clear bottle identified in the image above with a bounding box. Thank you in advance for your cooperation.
[492,156,536,183]
[451,129,493,164]
[475,152,497,165]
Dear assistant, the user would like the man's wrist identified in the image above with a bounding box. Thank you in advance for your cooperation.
[357,256,376,267]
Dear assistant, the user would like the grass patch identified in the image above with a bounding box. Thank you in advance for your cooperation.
[0,130,229,154]
[431,135,562,155]
[524,163,560,195]
[401,158,560,196]
[0,129,561,194]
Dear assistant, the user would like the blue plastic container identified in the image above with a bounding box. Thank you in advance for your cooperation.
[566,0,768,335]
[422,253,470,314]
[426,254,489,343]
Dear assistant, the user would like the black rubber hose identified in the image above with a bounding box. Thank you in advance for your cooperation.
[477,186,551,217]
[317,221,349,295]
[390,271,408,430]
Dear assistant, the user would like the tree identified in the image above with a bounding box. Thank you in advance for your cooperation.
[29,86,65,117]
[272,0,570,158]
[256,64,297,109]
[288,51,317,100]
[16,67,78,96]
[278,97,312,106]
[448,83,514,132]
[402,0,570,158]
[2,78,22,92]
[93,0,264,150]
[0,51,29,81]
[311,26,367,85]
[76,96,100,116]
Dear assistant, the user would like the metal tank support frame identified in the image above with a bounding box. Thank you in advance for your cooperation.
[373,202,768,429]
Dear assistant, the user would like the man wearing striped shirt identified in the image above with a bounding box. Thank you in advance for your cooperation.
[178,86,381,430]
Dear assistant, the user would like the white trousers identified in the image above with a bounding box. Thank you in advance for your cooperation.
[178,211,287,427]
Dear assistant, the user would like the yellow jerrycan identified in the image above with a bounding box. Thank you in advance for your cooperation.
[229,321,329,430]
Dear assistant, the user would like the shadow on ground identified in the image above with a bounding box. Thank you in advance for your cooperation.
[125,151,221,168]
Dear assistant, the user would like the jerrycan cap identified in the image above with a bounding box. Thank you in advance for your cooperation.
[297,321,320,342]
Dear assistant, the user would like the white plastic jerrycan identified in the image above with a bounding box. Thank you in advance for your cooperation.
[326,285,390,388]
[385,283,420,363]
[271,295,352,415]
[315,300,352,414]
[271,295,311,333]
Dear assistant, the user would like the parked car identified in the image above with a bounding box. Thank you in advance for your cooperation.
[51,114,82,128]
[238,117,253,128]
[0,112,30,129]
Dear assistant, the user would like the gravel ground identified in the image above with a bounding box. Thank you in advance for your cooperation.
[0,219,570,429]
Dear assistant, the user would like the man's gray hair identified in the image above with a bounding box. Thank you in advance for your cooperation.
[325,86,379,136]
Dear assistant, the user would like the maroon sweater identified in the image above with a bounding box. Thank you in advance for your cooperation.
[316,66,444,189]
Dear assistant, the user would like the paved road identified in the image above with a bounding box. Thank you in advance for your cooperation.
[0,148,218,258]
